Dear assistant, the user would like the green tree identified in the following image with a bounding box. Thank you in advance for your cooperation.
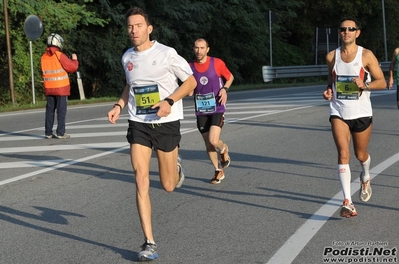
[68,0,128,98]
[303,0,399,62]
[0,0,108,104]
[2,0,399,106]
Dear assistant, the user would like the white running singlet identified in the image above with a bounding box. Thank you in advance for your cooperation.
[330,46,372,120]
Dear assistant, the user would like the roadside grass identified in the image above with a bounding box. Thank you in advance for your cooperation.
[0,80,325,113]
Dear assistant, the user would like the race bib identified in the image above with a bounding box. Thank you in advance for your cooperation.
[336,75,359,100]
[133,84,160,115]
[195,92,216,113]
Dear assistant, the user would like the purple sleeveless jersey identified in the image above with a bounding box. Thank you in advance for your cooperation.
[190,57,225,115]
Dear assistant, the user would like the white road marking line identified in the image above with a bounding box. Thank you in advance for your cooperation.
[0,160,72,169]
[0,128,200,185]
[0,128,195,142]
[266,152,399,264]
[0,145,130,186]
[0,142,128,153]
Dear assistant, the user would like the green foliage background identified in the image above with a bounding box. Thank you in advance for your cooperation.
[1,0,398,105]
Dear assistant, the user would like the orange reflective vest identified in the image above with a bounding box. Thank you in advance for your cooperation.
[41,50,70,96]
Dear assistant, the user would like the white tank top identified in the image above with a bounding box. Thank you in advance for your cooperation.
[330,46,372,119]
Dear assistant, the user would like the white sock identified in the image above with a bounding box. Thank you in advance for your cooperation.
[338,164,352,203]
[146,239,156,244]
[360,155,371,182]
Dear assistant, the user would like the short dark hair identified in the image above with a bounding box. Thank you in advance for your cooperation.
[125,7,151,26]
[194,38,209,47]
[339,17,361,29]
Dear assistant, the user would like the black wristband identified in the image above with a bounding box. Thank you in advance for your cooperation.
[113,103,122,111]
[222,87,229,92]
[164,97,174,106]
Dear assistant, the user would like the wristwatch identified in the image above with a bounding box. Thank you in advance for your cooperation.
[364,82,370,91]
[164,97,174,106]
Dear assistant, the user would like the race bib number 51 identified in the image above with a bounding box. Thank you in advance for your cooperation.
[133,85,160,115]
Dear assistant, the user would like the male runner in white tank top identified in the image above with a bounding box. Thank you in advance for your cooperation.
[323,17,386,218]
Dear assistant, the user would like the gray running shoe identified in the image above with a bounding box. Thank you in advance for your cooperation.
[359,180,372,202]
[45,134,55,139]
[138,240,158,261]
[176,155,185,188]
[56,133,70,139]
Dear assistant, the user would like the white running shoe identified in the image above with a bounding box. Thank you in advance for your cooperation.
[340,199,358,218]
[176,155,184,188]
[359,180,372,202]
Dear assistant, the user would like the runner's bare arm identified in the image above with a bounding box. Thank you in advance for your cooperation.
[323,51,335,100]
[108,84,129,124]
[362,49,386,90]
[151,75,197,117]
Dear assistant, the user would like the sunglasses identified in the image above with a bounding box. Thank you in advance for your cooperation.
[340,27,358,32]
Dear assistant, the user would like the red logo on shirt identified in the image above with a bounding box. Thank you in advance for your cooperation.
[127,62,134,71]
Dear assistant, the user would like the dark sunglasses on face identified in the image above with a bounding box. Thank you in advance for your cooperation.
[340,27,358,32]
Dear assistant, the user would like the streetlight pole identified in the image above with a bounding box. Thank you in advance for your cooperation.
[3,0,15,105]
[269,10,272,66]
[265,11,276,66]
[382,0,388,61]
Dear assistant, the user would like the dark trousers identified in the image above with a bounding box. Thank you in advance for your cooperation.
[45,95,67,136]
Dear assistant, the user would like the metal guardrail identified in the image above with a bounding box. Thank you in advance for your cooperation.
[262,61,391,83]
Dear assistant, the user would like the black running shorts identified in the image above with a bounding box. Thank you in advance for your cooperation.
[126,120,181,152]
[330,116,372,133]
[196,113,225,134]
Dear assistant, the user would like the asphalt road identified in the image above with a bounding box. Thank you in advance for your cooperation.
[0,85,398,264]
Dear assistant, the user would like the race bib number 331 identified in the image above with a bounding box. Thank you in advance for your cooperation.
[133,85,160,115]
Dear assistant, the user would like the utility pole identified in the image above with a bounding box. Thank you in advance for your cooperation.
[3,0,15,105]
[382,0,388,61]
[265,11,277,66]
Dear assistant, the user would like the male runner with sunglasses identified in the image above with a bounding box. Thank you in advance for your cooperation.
[322,18,386,218]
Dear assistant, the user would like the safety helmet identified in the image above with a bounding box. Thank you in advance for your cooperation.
[47,33,64,49]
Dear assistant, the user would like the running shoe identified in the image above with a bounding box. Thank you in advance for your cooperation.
[176,155,185,188]
[45,134,55,139]
[56,133,70,139]
[220,144,231,169]
[211,170,225,184]
[138,240,158,261]
[359,180,372,202]
[339,199,358,218]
